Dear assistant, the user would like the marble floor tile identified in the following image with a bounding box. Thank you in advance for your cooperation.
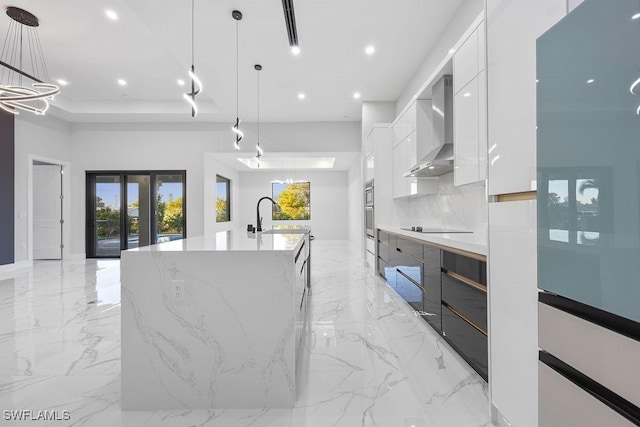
[0,241,490,426]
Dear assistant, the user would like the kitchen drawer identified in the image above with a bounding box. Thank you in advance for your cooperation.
[396,236,423,261]
[377,257,390,279]
[395,253,423,285]
[442,250,487,285]
[442,272,487,332]
[442,304,488,381]
[391,267,423,312]
[378,230,390,244]
[377,240,389,262]
[423,245,442,332]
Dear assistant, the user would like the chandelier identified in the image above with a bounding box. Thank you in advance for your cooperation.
[0,7,60,115]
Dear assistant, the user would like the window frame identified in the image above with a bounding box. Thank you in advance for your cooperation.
[271,181,311,221]
[216,175,231,223]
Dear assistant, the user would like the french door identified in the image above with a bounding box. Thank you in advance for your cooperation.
[86,171,186,258]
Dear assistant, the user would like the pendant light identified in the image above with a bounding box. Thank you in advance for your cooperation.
[255,64,263,167]
[183,0,202,117]
[232,10,243,150]
[0,7,60,115]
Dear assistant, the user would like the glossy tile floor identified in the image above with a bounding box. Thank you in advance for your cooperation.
[0,241,490,426]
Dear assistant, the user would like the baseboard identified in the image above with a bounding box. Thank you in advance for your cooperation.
[0,260,32,273]
[491,404,513,427]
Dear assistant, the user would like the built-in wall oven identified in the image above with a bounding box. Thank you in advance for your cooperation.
[365,181,374,208]
[365,207,374,238]
[364,179,374,238]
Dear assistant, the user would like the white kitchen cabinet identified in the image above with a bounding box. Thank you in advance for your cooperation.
[454,28,478,94]
[363,132,374,157]
[390,99,438,198]
[486,0,565,195]
[392,141,406,198]
[405,101,417,136]
[478,70,487,180]
[454,73,487,186]
[416,99,435,159]
[405,130,417,170]
[393,112,406,147]
[392,133,437,198]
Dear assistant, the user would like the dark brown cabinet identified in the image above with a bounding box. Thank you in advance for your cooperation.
[376,229,488,382]
[423,245,442,333]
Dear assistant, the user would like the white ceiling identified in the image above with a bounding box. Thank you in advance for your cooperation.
[0,0,465,122]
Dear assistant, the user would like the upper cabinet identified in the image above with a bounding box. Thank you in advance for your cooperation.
[453,21,487,186]
[486,0,565,195]
[393,111,407,147]
[391,100,438,199]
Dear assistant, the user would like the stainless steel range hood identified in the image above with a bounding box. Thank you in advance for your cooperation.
[404,74,453,178]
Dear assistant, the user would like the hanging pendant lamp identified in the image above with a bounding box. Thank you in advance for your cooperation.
[0,7,60,115]
[183,0,202,117]
[232,10,243,150]
[255,64,263,167]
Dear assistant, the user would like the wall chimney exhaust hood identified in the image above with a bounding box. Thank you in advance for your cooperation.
[403,143,453,177]
[404,75,453,178]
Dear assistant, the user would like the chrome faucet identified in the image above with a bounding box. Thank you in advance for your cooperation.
[256,196,278,232]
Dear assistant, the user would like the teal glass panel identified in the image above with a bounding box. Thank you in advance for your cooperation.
[537,0,640,323]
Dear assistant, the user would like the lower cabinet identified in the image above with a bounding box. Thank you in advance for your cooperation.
[442,304,488,381]
[376,229,488,381]
[423,245,442,333]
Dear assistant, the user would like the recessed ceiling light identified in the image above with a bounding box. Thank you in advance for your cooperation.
[177,79,185,86]
[117,79,127,86]
[56,79,69,86]
[463,92,471,97]
[291,46,300,55]
[105,10,118,21]
[587,79,595,84]
[353,92,361,99]
[298,93,305,100]
[633,13,640,20]
[365,45,375,55]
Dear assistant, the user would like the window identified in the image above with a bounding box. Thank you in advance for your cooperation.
[216,175,231,222]
[272,181,310,220]
[86,170,186,258]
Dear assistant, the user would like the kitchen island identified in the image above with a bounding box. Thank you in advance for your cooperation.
[120,228,311,409]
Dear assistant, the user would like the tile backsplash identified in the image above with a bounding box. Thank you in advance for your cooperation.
[394,173,488,232]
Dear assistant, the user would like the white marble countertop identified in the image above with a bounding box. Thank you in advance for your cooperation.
[125,228,308,253]
[377,225,488,257]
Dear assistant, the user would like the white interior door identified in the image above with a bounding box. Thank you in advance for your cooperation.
[33,164,62,260]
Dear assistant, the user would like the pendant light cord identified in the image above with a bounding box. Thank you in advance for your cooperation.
[191,0,195,65]
[236,20,239,119]
[257,69,260,147]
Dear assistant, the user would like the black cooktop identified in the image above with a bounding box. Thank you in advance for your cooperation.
[400,227,472,234]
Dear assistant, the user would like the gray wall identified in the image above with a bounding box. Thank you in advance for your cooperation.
[0,112,14,265]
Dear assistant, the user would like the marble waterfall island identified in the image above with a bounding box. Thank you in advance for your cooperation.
[121,229,311,409]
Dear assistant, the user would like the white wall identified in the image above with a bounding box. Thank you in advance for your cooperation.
[237,170,348,240]
[396,0,485,115]
[347,158,363,250]
[361,102,395,140]
[68,121,359,256]
[14,114,72,263]
[204,154,240,235]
